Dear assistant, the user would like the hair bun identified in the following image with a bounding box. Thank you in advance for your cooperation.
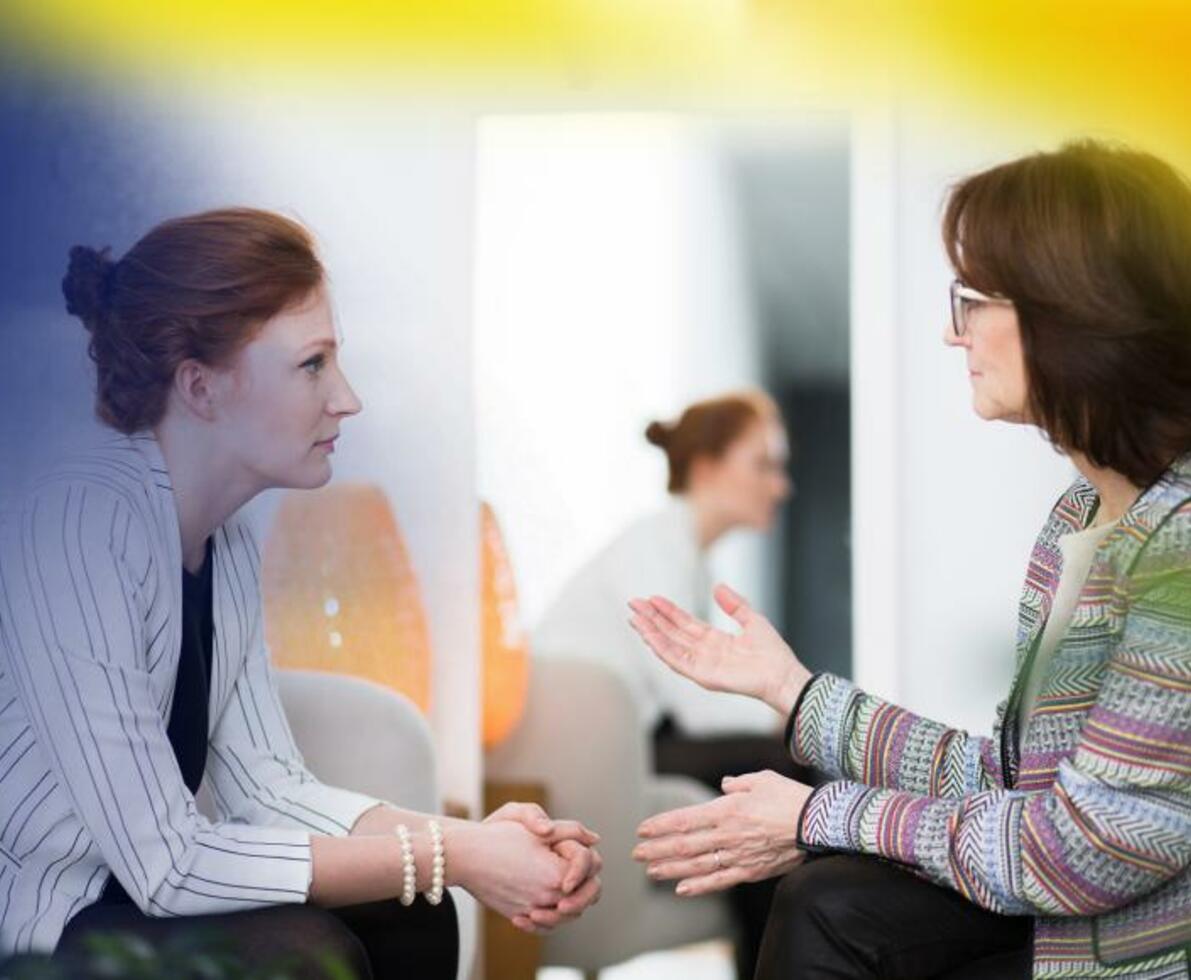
[644,420,671,448]
[62,245,115,330]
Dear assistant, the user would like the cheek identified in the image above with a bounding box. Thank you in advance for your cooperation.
[225,373,314,450]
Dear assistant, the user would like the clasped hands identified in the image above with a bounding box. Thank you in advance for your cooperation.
[471,802,603,933]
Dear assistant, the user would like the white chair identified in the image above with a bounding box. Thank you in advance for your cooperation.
[200,668,478,980]
[486,657,734,978]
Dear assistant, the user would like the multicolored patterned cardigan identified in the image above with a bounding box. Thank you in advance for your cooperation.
[791,453,1191,979]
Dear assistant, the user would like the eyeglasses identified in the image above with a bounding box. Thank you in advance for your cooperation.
[950,279,1013,337]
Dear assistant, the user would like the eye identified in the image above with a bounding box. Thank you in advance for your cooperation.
[300,353,326,376]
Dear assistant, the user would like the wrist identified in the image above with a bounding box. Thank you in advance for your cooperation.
[441,820,476,890]
[766,659,812,716]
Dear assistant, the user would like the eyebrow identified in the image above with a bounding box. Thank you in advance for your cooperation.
[297,337,340,357]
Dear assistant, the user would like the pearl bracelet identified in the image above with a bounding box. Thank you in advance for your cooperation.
[425,819,446,906]
[395,824,416,907]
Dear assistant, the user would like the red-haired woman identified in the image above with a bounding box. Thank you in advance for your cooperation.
[630,142,1191,978]
[0,209,600,977]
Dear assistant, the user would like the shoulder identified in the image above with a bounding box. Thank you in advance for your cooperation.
[2,436,159,580]
[1134,496,1191,574]
[1128,454,1191,570]
[27,433,155,517]
[612,503,692,557]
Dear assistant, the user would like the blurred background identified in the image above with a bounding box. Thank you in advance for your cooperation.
[1,3,1187,976]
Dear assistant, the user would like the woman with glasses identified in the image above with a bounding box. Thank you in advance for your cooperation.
[628,140,1191,978]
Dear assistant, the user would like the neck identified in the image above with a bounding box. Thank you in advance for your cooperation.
[1069,452,1143,527]
[154,415,263,573]
[685,491,733,551]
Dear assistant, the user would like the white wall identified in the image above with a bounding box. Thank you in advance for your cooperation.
[473,113,775,730]
[210,93,485,814]
[850,108,1076,734]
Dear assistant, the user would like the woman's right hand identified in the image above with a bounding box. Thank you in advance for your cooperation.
[628,583,811,715]
[445,819,600,932]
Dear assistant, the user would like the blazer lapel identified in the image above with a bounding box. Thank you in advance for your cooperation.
[208,528,244,732]
[1015,479,1098,665]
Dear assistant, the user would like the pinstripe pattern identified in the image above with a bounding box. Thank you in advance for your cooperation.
[0,432,380,956]
[793,454,1191,978]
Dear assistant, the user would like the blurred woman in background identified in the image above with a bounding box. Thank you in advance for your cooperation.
[534,389,810,979]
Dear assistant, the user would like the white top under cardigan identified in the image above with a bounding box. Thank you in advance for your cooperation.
[533,499,770,735]
[0,432,380,956]
[1016,519,1118,740]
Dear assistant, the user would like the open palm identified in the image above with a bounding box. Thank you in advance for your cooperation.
[628,584,810,714]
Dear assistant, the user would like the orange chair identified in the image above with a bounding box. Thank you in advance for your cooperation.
[262,483,432,714]
[479,502,530,749]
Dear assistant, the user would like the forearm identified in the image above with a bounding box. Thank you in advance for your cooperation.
[800,770,1189,918]
[311,808,465,907]
[349,801,449,836]
[790,673,998,795]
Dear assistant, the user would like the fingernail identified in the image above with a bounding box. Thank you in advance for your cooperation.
[676,883,690,896]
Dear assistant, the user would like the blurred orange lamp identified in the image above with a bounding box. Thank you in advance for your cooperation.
[480,502,530,748]
[262,483,432,714]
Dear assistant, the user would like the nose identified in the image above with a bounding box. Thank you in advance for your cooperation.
[329,367,363,418]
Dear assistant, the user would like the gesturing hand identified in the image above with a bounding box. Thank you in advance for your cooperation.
[632,770,810,897]
[628,584,811,715]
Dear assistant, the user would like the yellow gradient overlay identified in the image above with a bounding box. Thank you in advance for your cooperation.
[2,1,1189,156]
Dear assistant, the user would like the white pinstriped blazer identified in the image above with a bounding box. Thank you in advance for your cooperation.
[0,431,379,956]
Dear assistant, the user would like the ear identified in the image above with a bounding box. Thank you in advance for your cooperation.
[172,358,221,423]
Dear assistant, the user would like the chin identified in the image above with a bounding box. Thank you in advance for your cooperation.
[284,459,334,490]
[972,395,1002,421]
[749,513,775,532]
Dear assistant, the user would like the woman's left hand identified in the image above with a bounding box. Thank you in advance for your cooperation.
[483,801,600,848]
[633,770,810,897]
[483,802,603,932]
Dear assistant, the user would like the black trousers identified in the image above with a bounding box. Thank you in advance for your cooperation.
[756,855,1032,979]
[653,717,816,980]
[46,892,458,980]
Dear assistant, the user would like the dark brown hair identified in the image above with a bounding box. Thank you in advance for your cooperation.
[62,207,324,434]
[943,139,1191,486]
[646,389,782,493]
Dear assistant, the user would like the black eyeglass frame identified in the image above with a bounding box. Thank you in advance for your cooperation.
[950,279,1013,337]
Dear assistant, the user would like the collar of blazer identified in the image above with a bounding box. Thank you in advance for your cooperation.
[1017,450,1191,665]
[1005,451,1191,775]
[122,429,264,723]
[127,429,185,583]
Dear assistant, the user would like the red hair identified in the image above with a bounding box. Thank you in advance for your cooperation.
[62,207,324,434]
[645,389,782,493]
